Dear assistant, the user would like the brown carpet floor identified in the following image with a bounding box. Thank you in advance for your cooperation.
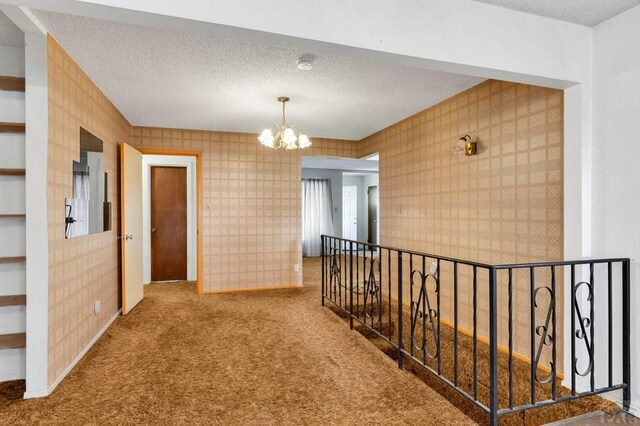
[0,258,475,425]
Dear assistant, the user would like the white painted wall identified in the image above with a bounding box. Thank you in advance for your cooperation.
[0,217,25,257]
[0,348,25,381]
[0,133,25,168]
[0,262,25,296]
[0,175,25,214]
[0,45,23,76]
[141,155,197,283]
[0,89,24,122]
[590,4,640,415]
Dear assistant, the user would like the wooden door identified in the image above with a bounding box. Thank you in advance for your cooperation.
[120,143,144,315]
[151,166,187,281]
[367,185,378,245]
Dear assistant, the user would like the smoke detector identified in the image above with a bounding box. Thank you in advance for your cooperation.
[297,55,315,70]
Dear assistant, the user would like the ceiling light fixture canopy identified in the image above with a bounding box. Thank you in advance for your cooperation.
[258,96,312,150]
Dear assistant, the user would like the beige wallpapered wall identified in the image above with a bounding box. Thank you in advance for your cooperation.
[47,36,131,385]
[358,79,564,371]
[130,128,358,292]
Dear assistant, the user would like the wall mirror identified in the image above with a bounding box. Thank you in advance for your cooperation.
[65,128,112,238]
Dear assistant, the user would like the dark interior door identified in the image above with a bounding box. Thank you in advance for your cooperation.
[368,185,378,245]
[151,166,187,281]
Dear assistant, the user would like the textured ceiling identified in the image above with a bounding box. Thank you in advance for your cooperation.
[0,11,24,47]
[34,11,483,141]
[471,0,640,26]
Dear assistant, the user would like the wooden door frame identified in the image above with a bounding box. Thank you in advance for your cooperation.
[138,148,203,294]
[150,166,188,281]
[144,158,195,284]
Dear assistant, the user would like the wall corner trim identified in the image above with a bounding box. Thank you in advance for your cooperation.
[29,309,122,399]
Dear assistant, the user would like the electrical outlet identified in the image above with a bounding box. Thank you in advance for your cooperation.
[294,264,300,272]
[94,300,102,316]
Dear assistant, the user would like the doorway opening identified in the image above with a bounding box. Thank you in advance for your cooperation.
[301,155,379,257]
[140,151,200,288]
[342,171,379,246]
[367,184,379,245]
[150,166,187,281]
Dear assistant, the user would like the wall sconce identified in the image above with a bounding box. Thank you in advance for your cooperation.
[451,134,477,156]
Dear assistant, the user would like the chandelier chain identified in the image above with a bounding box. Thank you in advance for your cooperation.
[282,100,286,126]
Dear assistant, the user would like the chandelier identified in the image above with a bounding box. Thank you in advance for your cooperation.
[258,96,312,150]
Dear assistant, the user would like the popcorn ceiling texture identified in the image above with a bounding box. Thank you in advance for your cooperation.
[34,9,483,140]
[471,0,640,26]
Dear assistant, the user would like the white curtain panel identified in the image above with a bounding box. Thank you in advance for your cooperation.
[302,178,334,257]
[69,173,90,237]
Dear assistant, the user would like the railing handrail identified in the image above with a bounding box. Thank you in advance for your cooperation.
[321,234,494,269]
[321,234,630,270]
[320,234,631,426]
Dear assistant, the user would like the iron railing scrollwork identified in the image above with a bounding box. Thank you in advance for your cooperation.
[320,235,631,426]
[363,255,381,319]
[573,281,594,378]
[532,285,555,385]
[410,259,439,361]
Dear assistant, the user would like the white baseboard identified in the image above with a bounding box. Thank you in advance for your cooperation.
[23,388,47,398]
[24,309,121,399]
[603,393,640,418]
[561,380,638,418]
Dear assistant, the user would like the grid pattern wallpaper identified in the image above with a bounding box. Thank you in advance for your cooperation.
[130,128,358,293]
[47,36,130,385]
[359,80,564,370]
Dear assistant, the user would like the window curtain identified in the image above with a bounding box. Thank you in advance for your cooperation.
[302,178,334,257]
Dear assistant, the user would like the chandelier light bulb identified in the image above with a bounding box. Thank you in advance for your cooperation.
[283,127,297,144]
[298,133,312,148]
[258,128,274,147]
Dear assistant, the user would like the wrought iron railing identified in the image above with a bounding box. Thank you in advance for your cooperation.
[321,235,631,425]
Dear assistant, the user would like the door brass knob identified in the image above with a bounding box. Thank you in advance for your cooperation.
[151,227,157,233]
